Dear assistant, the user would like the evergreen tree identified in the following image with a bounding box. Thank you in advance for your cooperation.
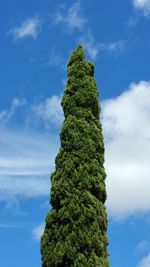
[41,45,109,267]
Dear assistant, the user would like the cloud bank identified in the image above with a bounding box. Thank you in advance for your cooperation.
[102,81,150,219]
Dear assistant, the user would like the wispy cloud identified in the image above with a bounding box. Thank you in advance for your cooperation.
[137,253,150,267]
[10,17,41,40]
[0,223,17,229]
[53,2,86,32]
[135,240,150,254]
[52,2,126,60]
[32,223,45,241]
[0,128,56,200]
[0,97,26,125]
[99,40,125,54]
[80,32,100,59]
[0,223,27,229]
[44,48,65,68]
[30,47,65,71]
[0,129,54,177]
[0,97,61,206]
[133,0,150,16]
[128,15,140,27]
[80,32,125,59]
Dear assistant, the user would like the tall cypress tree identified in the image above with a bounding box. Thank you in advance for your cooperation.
[41,45,109,267]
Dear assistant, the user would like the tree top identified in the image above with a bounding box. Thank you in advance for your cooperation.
[68,44,86,66]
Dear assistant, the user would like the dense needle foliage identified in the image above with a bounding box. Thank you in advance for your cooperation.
[41,45,109,267]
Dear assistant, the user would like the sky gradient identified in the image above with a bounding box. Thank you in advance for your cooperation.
[1,1,150,266]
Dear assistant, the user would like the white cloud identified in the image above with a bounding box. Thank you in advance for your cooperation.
[53,2,86,31]
[138,253,150,267]
[32,95,64,126]
[10,17,41,40]
[133,0,150,16]
[32,223,45,241]
[102,81,150,219]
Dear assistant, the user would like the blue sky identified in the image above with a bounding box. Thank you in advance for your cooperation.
[1,0,150,266]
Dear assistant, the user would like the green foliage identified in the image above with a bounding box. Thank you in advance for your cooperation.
[41,45,109,267]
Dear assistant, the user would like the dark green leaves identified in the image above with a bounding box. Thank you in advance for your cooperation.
[41,45,109,267]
